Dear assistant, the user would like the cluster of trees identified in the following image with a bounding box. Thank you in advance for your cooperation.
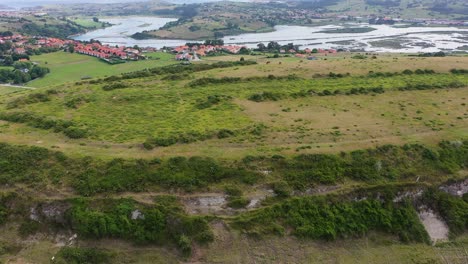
[20,22,85,39]
[0,61,49,84]
[256,42,299,53]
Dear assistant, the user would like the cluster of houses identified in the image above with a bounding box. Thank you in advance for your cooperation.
[172,44,245,61]
[0,34,75,55]
[294,48,337,60]
[0,33,155,62]
[74,42,144,60]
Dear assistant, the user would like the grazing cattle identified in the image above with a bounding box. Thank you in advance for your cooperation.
[279,62,282,65]
[266,61,270,64]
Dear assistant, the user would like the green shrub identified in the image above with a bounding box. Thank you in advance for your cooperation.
[18,220,40,237]
[55,247,113,264]
[271,181,291,198]
[233,194,430,243]
[224,185,243,196]
[227,197,250,209]
[102,82,128,91]
[65,198,213,254]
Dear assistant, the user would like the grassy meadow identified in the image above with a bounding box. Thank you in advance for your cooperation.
[28,51,177,87]
[0,54,466,159]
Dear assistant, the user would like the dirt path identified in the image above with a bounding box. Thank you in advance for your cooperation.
[0,84,36,90]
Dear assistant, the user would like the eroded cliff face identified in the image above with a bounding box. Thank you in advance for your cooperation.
[439,178,468,197]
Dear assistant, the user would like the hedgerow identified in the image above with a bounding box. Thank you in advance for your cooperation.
[0,141,466,195]
[0,112,88,139]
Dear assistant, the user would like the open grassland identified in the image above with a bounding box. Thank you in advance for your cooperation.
[0,54,466,159]
[69,17,106,29]
[202,54,468,78]
[28,51,177,87]
[0,86,25,96]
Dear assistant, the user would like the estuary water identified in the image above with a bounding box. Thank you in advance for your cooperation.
[72,16,468,53]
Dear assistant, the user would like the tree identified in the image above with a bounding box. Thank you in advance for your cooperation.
[0,31,13,37]
[69,45,75,53]
[267,41,281,51]
[93,17,99,23]
[257,43,266,51]
[3,56,13,66]
[239,47,250,55]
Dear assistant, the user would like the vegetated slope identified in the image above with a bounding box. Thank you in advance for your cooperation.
[0,15,86,39]
[0,140,466,262]
[0,55,467,263]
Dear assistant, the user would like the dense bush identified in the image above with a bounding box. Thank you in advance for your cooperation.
[188,74,298,88]
[73,156,260,195]
[261,142,468,189]
[450,69,468,74]
[248,91,284,102]
[195,95,232,109]
[279,154,346,189]
[0,143,69,185]
[227,197,250,208]
[423,189,468,236]
[143,128,238,149]
[0,141,465,196]
[65,198,213,254]
[102,82,128,91]
[55,247,114,264]
[6,89,56,109]
[233,194,430,243]
[188,77,241,87]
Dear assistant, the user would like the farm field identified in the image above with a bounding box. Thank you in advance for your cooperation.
[28,51,177,87]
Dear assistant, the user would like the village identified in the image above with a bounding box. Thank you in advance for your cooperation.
[0,33,158,63]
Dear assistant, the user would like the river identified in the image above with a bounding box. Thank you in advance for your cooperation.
[72,16,468,53]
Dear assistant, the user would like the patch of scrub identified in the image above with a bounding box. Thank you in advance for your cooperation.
[418,208,449,244]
